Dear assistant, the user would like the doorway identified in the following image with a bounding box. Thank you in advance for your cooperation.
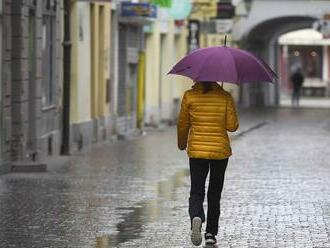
[278,29,330,108]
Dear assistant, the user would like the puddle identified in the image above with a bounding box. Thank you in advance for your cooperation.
[95,168,190,247]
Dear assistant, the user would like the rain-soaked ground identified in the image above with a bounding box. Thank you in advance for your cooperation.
[0,108,330,248]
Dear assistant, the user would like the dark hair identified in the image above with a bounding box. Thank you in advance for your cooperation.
[201,81,215,94]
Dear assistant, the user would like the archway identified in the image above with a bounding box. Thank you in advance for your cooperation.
[239,16,317,107]
[278,29,330,108]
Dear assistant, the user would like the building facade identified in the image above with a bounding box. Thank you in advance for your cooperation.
[0,0,193,173]
[279,29,330,98]
[233,0,330,107]
[116,11,146,135]
[0,0,7,173]
[69,0,112,152]
[0,0,63,168]
[144,5,189,126]
[187,0,239,101]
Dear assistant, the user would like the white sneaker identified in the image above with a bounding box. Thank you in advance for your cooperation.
[205,233,217,245]
[191,217,202,246]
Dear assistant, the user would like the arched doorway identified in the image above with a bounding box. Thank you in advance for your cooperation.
[278,29,330,108]
[239,16,317,107]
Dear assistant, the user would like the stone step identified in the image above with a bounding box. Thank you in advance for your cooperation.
[11,162,47,173]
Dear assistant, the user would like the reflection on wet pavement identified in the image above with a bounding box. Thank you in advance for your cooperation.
[95,169,189,247]
[0,127,189,247]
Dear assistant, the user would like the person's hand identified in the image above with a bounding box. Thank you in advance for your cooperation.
[179,147,186,151]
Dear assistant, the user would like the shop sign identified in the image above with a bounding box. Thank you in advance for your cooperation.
[121,2,157,18]
[188,20,200,52]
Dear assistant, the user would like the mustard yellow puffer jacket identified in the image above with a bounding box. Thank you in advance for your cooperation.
[177,82,239,160]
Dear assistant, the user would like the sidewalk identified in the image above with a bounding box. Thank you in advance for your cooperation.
[1,108,330,247]
[280,96,330,108]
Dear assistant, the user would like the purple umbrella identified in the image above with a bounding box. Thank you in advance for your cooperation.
[168,46,277,84]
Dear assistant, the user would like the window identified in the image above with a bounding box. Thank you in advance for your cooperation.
[42,1,57,107]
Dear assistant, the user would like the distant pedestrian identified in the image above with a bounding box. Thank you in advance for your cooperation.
[290,68,304,106]
[177,81,239,246]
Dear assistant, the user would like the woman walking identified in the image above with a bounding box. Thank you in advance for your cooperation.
[177,81,239,246]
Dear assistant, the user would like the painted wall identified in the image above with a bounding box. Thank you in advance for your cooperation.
[189,0,217,48]
[145,17,188,125]
[70,2,92,124]
[173,30,191,100]
[71,1,111,124]
[160,21,175,121]
[90,2,111,120]
[189,0,217,21]
[145,21,161,125]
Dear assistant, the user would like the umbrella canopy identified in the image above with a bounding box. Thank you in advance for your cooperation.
[168,46,277,84]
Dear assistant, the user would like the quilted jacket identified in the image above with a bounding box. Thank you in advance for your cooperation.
[177,82,239,160]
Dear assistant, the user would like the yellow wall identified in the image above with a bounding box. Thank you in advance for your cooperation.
[160,21,175,120]
[137,52,146,129]
[190,0,217,21]
[189,0,217,48]
[90,2,111,119]
[70,1,111,124]
[173,29,191,99]
[145,22,161,123]
[145,18,189,123]
[70,1,92,124]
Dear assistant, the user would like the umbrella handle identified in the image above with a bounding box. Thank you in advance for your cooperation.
[221,82,224,87]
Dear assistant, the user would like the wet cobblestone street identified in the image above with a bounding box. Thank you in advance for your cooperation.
[1,108,330,248]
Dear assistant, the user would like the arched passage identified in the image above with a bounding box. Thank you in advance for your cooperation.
[239,16,317,107]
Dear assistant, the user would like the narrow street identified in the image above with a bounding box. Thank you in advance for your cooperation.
[1,108,330,248]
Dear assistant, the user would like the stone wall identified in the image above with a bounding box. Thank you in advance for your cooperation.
[8,0,62,162]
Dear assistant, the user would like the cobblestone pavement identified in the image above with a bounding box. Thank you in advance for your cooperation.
[1,108,330,248]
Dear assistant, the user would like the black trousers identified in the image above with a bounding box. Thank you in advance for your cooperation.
[189,158,228,236]
[292,87,302,105]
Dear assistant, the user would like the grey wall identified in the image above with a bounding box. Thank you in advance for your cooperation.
[2,0,12,163]
[8,0,63,162]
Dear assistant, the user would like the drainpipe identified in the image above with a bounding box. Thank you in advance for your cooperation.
[61,0,72,155]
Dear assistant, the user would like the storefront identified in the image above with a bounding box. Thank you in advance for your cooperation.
[117,2,155,135]
[279,29,330,97]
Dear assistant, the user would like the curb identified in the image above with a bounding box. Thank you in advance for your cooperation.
[11,162,47,173]
[232,121,269,140]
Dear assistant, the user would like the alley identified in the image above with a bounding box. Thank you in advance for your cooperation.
[1,108,330,248]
